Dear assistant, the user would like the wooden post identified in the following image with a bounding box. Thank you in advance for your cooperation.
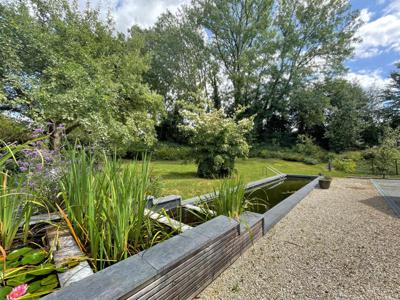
[396,159,399,176]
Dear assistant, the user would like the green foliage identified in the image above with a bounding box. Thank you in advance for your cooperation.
[383,62,400,128]
[371,128,400,178]
[60,149,174,271]
[0,116,31,144]
[0,173,33,250]
[0,141,37,251]
[324,79,369,151]
[152,143,192,161]
[179,100,254,178]
[295,135,322,158]
[332,159,357,173]
[1,247,66,298]
[1,1,162,151]
[211,177,248,219]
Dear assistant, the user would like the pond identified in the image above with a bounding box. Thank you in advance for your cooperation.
[245,177,311,214]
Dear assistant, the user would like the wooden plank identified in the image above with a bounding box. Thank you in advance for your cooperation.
[145,208,192,232]
[46,226,93,287]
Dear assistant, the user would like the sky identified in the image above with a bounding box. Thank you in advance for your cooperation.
[81,0,400,91]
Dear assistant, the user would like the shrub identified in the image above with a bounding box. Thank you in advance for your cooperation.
[303,157,319,165]
[371,128,400,178]
[0,116,31,144]
[332,159,357,173]
[179,101,253,178]
[152,143,192,161]
[295,134,321,157]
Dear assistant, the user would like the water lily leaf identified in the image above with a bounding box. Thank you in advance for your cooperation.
[35,282,58,293]
[0,286,13,298]
[7,247,33,262]
[7,274,35,286]
[40,274,58,286]
[20,250,47,265]
[29,264,57,276]
[27,280,42,293]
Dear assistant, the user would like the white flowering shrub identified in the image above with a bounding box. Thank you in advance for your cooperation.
[179,101,253,178]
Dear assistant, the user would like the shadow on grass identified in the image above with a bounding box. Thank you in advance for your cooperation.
[359,196,398,218]
[161,171,198,180]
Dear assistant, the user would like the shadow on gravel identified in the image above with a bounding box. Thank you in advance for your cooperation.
[359,196,398,218]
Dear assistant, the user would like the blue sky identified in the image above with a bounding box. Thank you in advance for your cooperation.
[81,0,399,90]
[346,0,400,89]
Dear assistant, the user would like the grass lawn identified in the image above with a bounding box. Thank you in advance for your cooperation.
[149,158,349,199]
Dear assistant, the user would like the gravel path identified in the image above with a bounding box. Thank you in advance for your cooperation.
[197,178,400,300]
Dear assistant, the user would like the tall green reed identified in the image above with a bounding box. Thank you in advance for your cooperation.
[0,141,37,251]
[211,177,248,219]
[60,149,171,271]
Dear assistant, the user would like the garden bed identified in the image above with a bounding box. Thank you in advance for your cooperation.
[41,174,319,300]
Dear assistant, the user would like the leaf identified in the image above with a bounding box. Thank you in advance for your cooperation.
[7,274,35,286]
[26,280,42,293]
[0,286,12,299]
[40,274,58,286]
[20,250,47,265]
[6,247,33,262]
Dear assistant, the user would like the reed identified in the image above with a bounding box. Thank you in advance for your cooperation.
[60,149,172,271]
[0,141,35,250]
[211,177,248,219]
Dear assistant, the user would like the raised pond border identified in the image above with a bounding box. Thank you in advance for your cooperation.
[43,174,319,300]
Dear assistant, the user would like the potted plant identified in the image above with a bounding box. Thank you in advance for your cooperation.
[319,176,332,189]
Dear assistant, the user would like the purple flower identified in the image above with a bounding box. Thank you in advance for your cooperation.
[33,128,45,134]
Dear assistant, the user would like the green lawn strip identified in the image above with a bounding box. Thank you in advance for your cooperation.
[127,158,399,199]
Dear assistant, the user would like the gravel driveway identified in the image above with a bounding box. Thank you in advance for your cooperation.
[197,178,400,300]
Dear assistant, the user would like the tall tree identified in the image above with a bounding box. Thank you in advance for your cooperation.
[197,0,275,108]
[384,62,400,128]
[0,0,162,152]
[324,79,369,151]
[256,0,360,136]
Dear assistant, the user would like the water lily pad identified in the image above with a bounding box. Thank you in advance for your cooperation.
[29,264,57,276]
[7,247,33,262]
[7,274,35,286]
[27,280,42,294]
[35,282,58,293]
[0,286,13,298]
[40,274,58,286]
[20,250,47,265]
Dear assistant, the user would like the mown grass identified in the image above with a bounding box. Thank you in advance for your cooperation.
[146,158,350,199]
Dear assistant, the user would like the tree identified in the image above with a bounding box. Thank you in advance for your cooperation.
[136,7,216,143]
[372,128,400,178]
[197,0,275,108]
[0,0,162,152]
[179,99,253,178]
[324,79,369,151]
[384,62,400,128]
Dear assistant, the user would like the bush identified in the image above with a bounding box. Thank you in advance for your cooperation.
[332,159,357,173]
[152,143,192,161]
[295,134,322,157]
[0,116,31,144]
[303,157,319,165]
[179,101,253,178]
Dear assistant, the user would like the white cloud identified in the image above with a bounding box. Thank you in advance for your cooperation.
[114,0,189,31]
[77,0,189,32]
[354,1,400,59]
[345,70,391,90]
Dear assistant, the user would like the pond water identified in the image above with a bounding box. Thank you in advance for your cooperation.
[245,177,310,214]
[166,177,312,226]
[165,206,213,227]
